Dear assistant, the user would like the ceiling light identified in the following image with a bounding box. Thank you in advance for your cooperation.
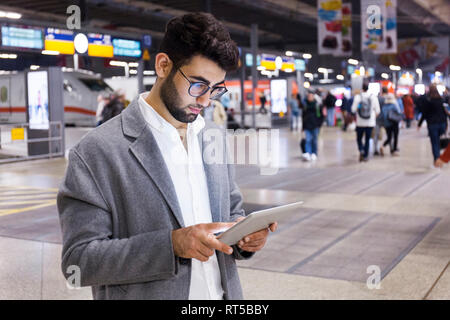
[42,50,59,55]
[110,60,128,67]
[143,70,155,76]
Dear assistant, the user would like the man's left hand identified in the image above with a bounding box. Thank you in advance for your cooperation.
[234,217,277,252]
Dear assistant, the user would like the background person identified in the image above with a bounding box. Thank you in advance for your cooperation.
[381,93,402,156]
[289,92,300,131]
[324,90,337,126]
[212,99,227,128]
[351,82,381,162]
[402,93,415,128]
[301,90,324,162]
[418,84,448,164]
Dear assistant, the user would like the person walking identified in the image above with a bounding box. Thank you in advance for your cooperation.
[57,12,275,300]
[101,91,125,124]
[324,91,337,126]
[418,84,448,164]
[381,93,402,156]
[289,92,300,131]
[351,82,381,162]
[301,90,324,161]
[402,93,415,128]
[374,87,388,156]
[212,99,227,128]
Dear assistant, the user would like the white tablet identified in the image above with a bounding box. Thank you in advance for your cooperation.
[217,201,304,246]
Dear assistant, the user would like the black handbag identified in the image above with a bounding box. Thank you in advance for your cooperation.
[387,109,403,123]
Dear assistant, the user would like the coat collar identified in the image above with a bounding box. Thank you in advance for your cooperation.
[122,98,223,226]
[123,98,185,227]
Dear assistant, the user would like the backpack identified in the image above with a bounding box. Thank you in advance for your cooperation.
[357,94,372,119]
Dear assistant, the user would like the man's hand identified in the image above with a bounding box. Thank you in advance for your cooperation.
[235,217,278,252]
[172,222,235,262]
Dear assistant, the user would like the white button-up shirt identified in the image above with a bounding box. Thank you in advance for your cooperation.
[138,93,224,300]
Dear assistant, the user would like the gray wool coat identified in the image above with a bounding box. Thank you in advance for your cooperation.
[57,97,253,300]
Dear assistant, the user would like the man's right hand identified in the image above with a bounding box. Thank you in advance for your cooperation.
[172,222,235,262]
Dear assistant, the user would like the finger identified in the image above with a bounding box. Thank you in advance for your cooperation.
[197,241,215,258]
[238,237,265,248]
[203,234,234,255]
[242,228,269,243]
[193,251,211,262]
[269,222,278,232]
[238,243,265,252]
[204,222,236,234]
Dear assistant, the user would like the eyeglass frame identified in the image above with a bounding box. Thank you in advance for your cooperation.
[177,68,228,100]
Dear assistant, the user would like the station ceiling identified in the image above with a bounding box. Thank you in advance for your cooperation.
[0,0,449,54]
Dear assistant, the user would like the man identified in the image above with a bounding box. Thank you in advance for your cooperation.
[374,86,388,156]
[323,91,337,126]
[57,12,276,300]
[288,92,300,131]
[351,82,381,162]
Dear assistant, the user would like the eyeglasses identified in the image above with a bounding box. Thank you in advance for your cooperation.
[178,68,228,100]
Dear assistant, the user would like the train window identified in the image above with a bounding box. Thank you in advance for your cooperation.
[79,79,113,92]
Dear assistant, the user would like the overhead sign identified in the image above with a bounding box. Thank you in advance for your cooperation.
[112,38,142,58]
[45,28,75,54]
[260,54,295,71]
[245,53,261,67]
[294,59,306,71]
[88,33,113,58]
[1,26,43,50]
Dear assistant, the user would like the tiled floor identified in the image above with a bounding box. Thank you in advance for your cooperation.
[0,124,449,299]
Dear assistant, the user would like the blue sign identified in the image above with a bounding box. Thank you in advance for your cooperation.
[245,53,261,67]
[142,35,152,48]
[2,26,43,49]
[294,59,306,71]
[112,38,142,57]
[347,65,355,75]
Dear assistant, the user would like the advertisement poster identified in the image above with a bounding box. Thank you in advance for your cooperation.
[339,2,352,56]
[318,0,342,55]
[361,0,397,54]
[270,79,287,114]
[27,71,49,130]
[377,36,449,72]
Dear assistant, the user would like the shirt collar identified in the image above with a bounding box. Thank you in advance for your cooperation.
[139,92,205,136]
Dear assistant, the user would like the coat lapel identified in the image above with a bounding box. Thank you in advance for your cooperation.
[198,129,222,223]
[123,99,185,228]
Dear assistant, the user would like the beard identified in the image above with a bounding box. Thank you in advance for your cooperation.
[160,71,202,123]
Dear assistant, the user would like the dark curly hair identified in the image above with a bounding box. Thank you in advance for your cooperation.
[158,12,239,72]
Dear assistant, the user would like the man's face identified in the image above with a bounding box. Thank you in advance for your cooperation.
[160,55,226,123]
